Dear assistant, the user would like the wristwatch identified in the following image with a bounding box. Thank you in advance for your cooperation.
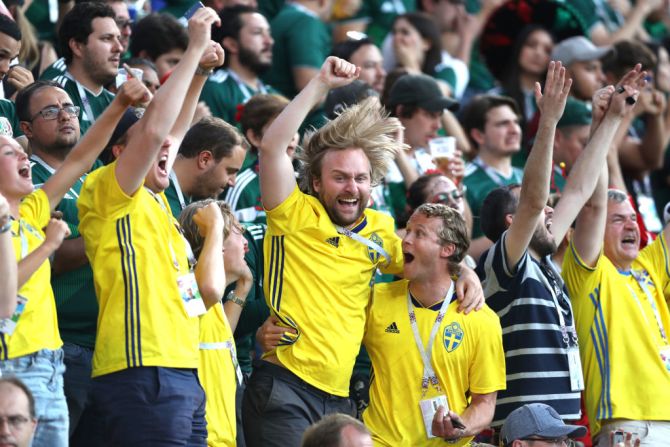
[227,291,246,308]
[195,66,213,77]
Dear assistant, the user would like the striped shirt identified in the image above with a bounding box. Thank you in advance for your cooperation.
[477,231,581,426]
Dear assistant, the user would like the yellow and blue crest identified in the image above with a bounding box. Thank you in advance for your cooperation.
[368,232,383,263]
[443,322,464,353]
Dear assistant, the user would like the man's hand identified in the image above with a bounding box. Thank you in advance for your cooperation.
[193,202,224,237]
[534,61,572,124]
[591,85,616,130]
[198,41,225,71]
[232,262,253,300]
[634,88,666,116]
[187,7,221,54]
[316,57,360,90]
[256,315,297,352]
[44,218,71,252]
[455,266,484,314]
[431,406,467,441]
[6,66,34,94]
[116,75,151,107]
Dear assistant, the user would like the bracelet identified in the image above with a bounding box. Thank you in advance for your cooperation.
[227,291,246,308]
[195,66,213,77]
[0,216,10,234]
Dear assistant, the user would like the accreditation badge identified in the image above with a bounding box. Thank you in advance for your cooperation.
[0,295,27,335]
[419,395,449,439]
[567,346,584,391]
[177,273,207,317]
[225,340,244,385]
[660,345,670,372]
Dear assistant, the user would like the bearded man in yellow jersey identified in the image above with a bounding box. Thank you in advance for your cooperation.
[243,56,484,447]
[563,98,670,443]
[363,203,505,446]
[77,9,227,446]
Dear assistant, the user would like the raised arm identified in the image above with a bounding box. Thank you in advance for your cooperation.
[0,194,16,318]
[504,61,570,268]
[40,79,149,211]
[260,57,359,210]
[192,202,226,309]
[572,164,609,267]
[552,67,645,243]
[115,7,221,196]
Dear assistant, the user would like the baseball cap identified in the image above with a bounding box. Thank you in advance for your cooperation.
[500,403,587,445]
[557,97,591,128]
[387,74,459,112]
[551,36,612,67]
[324,80,379,120]
[100,107,145,164]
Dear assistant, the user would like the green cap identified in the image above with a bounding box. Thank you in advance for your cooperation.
[557,97,591,128]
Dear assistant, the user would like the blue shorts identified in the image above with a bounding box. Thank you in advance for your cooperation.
[92,367,206,447]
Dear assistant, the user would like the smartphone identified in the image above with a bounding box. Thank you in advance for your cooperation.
[450,418,466,430]
[613,430,625,444]
[182,1,204,20]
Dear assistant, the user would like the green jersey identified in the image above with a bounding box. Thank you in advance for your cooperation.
[224,152,265,224]
[463,158,523,239]
[30,154,102,348]
[165,171,192,219]
[263,3,331,99]
[45,72,115,135]
[0,99,21,137]
[39,57,66,81]
[200,69,278,125]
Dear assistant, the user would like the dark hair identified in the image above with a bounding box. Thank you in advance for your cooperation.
[301,414,369,447]
[0,377,35,419]
[381,68,409,114]
[394,12,442,76]
[406,173,443,212]
[59,2,116,64]
[178,116,247,161]
[0,13,21,41]
[239,93,289,147]
[212,4,257,44]
[460,94,520,149]
[602,39,657,79]
[15,80,65,121]
[129,13,188,60]
[330,37,375,61]
[500,25,552,125]
[480,184,521,242]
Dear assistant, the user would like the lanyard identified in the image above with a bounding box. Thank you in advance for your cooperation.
[335,224,391,268]
[407,281,454,395]
[227,70,267,103]
[628,270,668,343]
[144,187,196,272]
[472,157,510,187]
[169,171,187,211]
[11,217,44,259]
[538,259,578,347]
[30,154,82,199]
[65,72,97,125]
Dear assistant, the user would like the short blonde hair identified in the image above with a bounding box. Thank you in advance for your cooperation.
[298,96,407,195]
[178,199,243,258]
[413,203,469,274]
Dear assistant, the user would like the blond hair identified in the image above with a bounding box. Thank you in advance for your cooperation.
[413,203,469,274]
[298,96,407,195]
[178,199,243,258]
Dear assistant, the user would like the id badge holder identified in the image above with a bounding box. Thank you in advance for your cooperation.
[177,273,207,317]
[419,395,449,439]
[567,346,585,391]
[0,295,27,336]
[660,345,670,372]
[226,340,244,385]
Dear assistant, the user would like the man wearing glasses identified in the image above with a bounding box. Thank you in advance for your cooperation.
[500,403,586,447]
[0,377,38,447]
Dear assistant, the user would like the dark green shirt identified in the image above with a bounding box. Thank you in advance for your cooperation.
[0,99,21,137]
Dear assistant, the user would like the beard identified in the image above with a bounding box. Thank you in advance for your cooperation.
[82,51,118,86]
[238,45,272,76]
[529,225,557,258]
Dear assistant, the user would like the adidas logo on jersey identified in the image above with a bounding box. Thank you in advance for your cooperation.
[325,237,340,248]
[385,322,400,334]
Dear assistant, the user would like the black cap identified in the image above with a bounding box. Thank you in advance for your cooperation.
[100,107,144,164]
[387,74,459,112]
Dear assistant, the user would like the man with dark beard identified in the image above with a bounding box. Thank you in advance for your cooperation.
[476,63,647,439]
[41,2,121,135]
[200,5,278,124]
[16,80,100,446]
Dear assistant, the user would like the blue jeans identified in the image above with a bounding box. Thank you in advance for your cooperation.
[0,348,68,447]
[62,342,103,447]
[92,367,207,446]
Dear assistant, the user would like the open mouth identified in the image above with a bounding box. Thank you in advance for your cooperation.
[338,197,358,209]
[622,236,637,246]
[404,252,415,263]
[18,165,30,179]
[157,154,168,175]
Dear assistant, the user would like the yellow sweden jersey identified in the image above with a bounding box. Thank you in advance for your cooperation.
[3,189,62,359]
[264,186,403,396]
[78,163,199,377]
[363,280,506,447]
[562,236,670,436]
[198,303,237,447]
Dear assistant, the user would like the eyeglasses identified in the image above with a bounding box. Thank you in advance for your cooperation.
[30,105,80,121]
[115,18,134,28]
[0,415,31,431]
[519,437,576,447]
